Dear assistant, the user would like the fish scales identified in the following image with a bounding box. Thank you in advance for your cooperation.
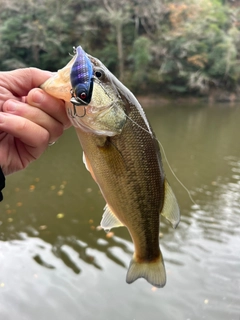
[77,106,164,261]
[41,45,180,288]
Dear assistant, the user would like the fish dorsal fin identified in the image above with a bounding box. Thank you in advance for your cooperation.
[161,180,180,229]
[101,204,124,231]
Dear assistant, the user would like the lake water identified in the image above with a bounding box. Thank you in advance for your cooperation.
[0,100,240,320]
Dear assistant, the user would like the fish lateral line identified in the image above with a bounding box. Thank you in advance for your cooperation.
[69,68,196,206]
[106,137,125,161]
[122,112,196,206]
[68,45,194,204]
[124,113,153,138]
[41,45,183,288]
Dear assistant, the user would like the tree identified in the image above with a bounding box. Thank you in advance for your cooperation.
[1,0,240,95]
[93,0,132,81]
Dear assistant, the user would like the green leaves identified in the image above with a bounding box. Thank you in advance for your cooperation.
[0,0,240,94]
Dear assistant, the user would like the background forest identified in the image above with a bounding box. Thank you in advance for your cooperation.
[1,0,240,97]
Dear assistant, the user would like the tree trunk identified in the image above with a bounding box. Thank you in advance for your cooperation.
[116,21,124,82]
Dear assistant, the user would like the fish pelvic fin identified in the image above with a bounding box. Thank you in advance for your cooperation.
[161,179,180,229]
[100,204,124,231]
[126,253,166,288]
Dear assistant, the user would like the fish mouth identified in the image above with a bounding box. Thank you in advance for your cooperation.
[67,100,126,136]
[87,101,116,115]
[68,100,115,118]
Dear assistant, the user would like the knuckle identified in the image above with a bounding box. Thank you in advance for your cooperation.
[16,119,49,145]
[40,129,50,145]
[52,124,64,140]
[17,118,29,132]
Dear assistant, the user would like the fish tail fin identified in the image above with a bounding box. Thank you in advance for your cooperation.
[126,252,166,288]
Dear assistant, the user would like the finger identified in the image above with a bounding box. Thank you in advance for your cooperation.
[0,68,52,97]
[26,88,71,129]
[0,113,49,155]
[2,99,64,144]
[0,86,21,110]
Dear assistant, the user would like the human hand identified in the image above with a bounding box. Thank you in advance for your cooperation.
[0,67,71,175]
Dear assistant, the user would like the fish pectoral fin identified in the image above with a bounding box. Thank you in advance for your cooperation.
[83,152,90,171]
[82,152,97,183]
[100,204,124,231]
[161,179,180,229]
[126,252,166,288]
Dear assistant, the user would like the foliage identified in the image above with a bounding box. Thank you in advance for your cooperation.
[128,36,152,91]
[0,0,240,95]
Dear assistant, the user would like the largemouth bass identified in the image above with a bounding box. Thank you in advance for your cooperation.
[42,46,180,288]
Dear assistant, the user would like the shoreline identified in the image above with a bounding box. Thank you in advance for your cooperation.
[136,90,240,107]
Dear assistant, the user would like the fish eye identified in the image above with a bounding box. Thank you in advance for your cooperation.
[95,71,102,78]
[94,68,104,79]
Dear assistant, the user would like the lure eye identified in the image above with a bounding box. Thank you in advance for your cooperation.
[80,92,87,100]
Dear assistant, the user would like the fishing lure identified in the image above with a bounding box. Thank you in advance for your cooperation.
[70,46,94,117]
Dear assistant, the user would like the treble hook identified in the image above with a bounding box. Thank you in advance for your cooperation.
[69,89,87,118]
[71,102,86,118]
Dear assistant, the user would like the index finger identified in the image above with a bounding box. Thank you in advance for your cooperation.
[0,68,52,97]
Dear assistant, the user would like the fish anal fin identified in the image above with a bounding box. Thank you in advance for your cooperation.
[161,179,180,229]
[126,252,166,288]
[100,204,124,231]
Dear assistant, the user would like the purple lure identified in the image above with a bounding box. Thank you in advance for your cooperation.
[70,46,93,105]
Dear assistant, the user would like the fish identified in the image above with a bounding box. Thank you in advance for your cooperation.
[41,46,180,288]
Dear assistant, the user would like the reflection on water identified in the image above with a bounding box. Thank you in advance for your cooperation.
[0,102,240,320]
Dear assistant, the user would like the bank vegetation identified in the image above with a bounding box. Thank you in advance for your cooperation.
[1,0,240,99]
